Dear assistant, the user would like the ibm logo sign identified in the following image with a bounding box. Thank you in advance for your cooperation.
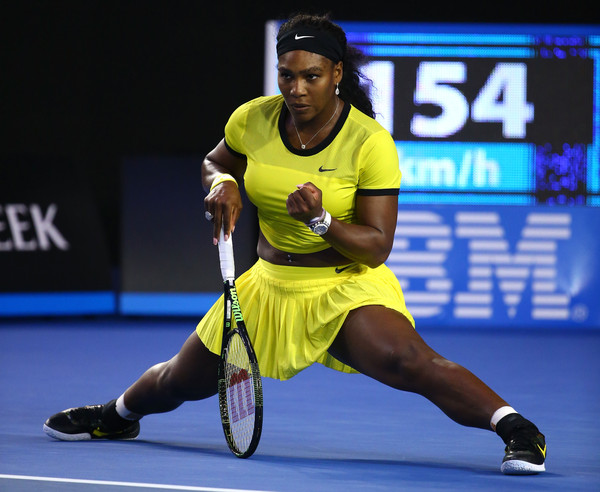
[388,210,583,323]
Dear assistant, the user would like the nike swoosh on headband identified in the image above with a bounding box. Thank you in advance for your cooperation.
[295,34,315,40]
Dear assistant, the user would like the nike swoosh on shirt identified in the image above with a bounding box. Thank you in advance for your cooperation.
[319,165,337,172]
[335,265,353,274]
[295,34,315,40]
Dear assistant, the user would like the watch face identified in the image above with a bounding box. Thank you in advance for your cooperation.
[313,223,328,235]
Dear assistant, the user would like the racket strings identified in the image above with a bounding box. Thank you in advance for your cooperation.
[224,333,257,452]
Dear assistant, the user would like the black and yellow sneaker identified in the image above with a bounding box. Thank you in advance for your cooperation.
[497,414,546,475]
[43,402,140,441]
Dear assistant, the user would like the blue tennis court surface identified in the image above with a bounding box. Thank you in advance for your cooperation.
[1,319,598,491]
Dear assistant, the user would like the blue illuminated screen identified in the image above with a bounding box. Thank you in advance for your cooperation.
[264,22,600,206]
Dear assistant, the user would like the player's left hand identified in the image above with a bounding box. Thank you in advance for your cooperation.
[286,182,324,224]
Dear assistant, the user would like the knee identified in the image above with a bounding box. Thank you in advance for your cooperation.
[156,358,216,402]
[380,339,441,391]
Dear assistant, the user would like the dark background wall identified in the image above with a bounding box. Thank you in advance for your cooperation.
[3,1,596,267]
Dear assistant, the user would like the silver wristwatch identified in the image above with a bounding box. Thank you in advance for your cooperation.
[308,209,332,236]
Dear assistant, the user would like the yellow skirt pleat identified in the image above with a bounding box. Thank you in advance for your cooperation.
[196,259,414,380]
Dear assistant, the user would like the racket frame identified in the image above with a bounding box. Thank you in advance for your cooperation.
[216,231,263,459]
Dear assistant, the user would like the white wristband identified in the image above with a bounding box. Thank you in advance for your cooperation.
[209,173,238,192]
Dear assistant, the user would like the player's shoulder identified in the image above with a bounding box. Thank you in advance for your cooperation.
[235,94,283,114]
[344,105,393,148]
[227,95,283,128]
[346,105,388,134]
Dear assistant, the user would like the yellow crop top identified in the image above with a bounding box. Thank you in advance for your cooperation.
[224,95,401,253]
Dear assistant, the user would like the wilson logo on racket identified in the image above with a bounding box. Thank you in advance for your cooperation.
[227,369,255,423]
[229,288,244,324]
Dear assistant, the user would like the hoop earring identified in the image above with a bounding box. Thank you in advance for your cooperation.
[335,83,340,96]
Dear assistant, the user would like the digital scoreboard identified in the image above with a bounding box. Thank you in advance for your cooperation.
[264,22,600,207]
[265,22,600,328]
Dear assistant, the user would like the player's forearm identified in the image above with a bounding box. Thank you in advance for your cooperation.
[322,220,393,269]
[201,139,246,192]
[201,158,235,192]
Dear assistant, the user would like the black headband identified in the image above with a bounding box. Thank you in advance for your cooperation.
[276,28,344,63]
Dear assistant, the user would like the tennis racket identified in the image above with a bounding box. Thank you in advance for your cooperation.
[216,227,263,458]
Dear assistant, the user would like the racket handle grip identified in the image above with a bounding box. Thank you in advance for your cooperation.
[218,227,235,281]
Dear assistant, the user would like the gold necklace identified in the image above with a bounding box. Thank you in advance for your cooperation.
[291,97,340,150]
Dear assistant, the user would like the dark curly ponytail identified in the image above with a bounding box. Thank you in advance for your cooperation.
[277,13,375,118]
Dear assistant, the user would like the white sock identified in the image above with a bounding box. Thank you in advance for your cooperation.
[490,406,517,431]
[115,394,144,421]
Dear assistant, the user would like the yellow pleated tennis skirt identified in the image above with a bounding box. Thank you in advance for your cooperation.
[196,258,414,380]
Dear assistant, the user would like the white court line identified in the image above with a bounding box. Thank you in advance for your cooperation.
[0,474,274,492]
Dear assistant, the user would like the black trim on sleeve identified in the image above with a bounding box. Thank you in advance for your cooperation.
[357,188,400,196]
[223,139,246,159]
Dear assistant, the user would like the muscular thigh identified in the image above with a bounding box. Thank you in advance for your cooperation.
[166,331,220,399]
[328,305,439,388]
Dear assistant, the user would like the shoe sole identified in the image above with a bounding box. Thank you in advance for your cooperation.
[43,424,92,441]
[501,459,546,475]
[43,424,139,441]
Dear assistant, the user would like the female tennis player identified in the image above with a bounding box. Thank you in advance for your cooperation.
[44,12,546,475]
